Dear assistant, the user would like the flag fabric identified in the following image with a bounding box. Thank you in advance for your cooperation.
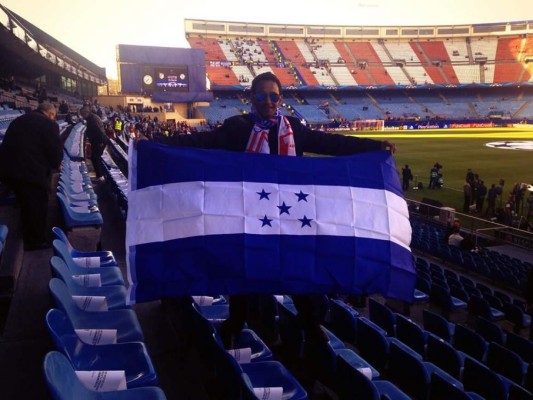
[126,140,416,304]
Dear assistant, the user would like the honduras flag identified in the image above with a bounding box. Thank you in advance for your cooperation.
[126,140,415,304]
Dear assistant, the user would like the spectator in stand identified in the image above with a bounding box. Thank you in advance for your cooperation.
[447,227,464,247]
[80,106,109,183]
[0,102,63,250]
[58,100,69,115]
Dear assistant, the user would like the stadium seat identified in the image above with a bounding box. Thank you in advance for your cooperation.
[49,256,130,310]
[336,354,410,400]
[462,356,510,400]
[387,341,463,400]
[474,316,506,345]
[48,278,144,343]
[452,324,488,362]
[52,226,117,266]
[505,331,533,364]
[52,240,124,286]
[468,295,505,322]
[429,373,485,400]
[210,332,308,400]
[43,351,167,400]
[504,303,532,333]
[45,309,158,388]
[394,313,427,357]
[368,298,396,336]
[422,309,455,342]
[328,298,359,345]
[486,341,528,386]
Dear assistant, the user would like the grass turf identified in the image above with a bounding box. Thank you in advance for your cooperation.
[346,127,533,213]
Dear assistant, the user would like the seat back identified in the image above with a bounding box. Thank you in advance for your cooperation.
[506,331,533,364]
[368,298,395,336]
[429,372,473,400]
[486,341,526,385]
[49,278,84,322]
[329,298,358,345]
[475,316,505,345]
[52,226,74,252]
[422,309,453,342]
[425,332,462,379]
[453,324,487,362]
[336,354,379,400]
[45,308,80,361]
[388,341,430,400]
[462,356,507,400]
[356,317,390,372]
[43,351,92,400]
[394,313,426,357]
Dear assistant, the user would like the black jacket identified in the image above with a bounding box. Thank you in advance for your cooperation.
[155,114,383,156]
[0,110,63,189]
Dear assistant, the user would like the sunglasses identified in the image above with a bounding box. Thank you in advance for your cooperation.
[254,92,280,103]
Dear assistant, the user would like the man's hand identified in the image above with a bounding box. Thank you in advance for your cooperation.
[381,140,396,154]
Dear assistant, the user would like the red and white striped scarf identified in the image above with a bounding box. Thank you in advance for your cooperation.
[245,112,296,156]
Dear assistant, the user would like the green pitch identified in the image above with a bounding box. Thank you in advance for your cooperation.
[347,127,533,212]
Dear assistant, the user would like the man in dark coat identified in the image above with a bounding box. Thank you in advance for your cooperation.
[80,106,109,182]
[148,72,395,347]
[0,102,63,250]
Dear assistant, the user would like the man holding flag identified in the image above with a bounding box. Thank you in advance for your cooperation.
[130,72,411,348]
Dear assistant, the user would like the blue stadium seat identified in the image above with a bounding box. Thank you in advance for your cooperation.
[48,278,144,343]
[52,240,124,286]
[394,313,427,357]
[474,316,506,345]
[43,351,167,400]
[422,309,455,342]
[328,298,359,345]
[486,341,528,386]
[462,356,511,400]
[388,341,463,400]
[336,354,410,400]
[52,226,117,266]
[368,298,396,336]
[210,331,308,400]
[49,256,130,310]
[452,324,488,362]
[46,309,158,388]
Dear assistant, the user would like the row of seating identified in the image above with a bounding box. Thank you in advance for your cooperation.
[57,124,104,230]
[43,227,168,399]
[359,298,533,399]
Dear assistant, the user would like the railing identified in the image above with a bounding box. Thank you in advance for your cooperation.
[406,198,533,252]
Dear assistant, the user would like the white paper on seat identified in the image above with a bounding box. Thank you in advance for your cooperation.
[73,256,101,268]
[357,367,372,379]
[274,295,284,304]
[192,296,214,306]
[253,387,283,400]
[72,295,109,312]
[75,370,127,392]
[227,347,252,364]
[75,328,117,345]
[72,274,102,287]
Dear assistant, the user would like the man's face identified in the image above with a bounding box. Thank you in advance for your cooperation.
[251,80,282,120]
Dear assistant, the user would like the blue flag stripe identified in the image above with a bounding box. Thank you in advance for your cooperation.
[135,141,403,197]
[127,234,414,304]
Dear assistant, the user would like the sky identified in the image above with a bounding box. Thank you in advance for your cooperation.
[1,0,532,79]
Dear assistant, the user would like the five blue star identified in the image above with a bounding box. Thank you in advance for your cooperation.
[277,201,292,215]
[298,215,313,228]
[257,189,271,200]
[295,190,309,202]
[259,215,273,227]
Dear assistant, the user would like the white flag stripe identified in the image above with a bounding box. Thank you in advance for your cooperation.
[127,181,411,249]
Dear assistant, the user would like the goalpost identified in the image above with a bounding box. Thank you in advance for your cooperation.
[353,119,385,131]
